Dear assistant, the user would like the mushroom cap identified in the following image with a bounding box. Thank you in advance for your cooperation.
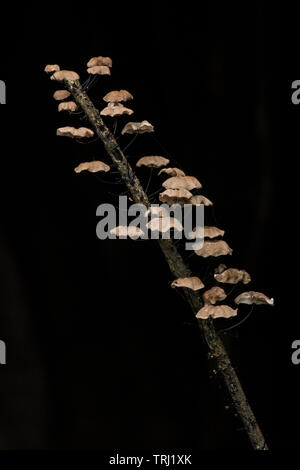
[44,64,60,73]
[159,189,193,206]
[50,70,80,81]
[56,126,94,139]
[53,90,71,101]
[171,276,204,291]
[74,161,110,173]
[189,226,225,240]
[136,156,170,168]
[158,167,186,177]
[87,65,111,75]
[100,105,134,117]
[202,287,227,305]
[190,195,213,206]
[145,206,170,218]
[87,56,112,68]
[194,240,233,257]
[234,291,274,306]
[109,226,144,237]
[162,176,202,191]
[214,264,227,274]
[215,268,251,285]
[121,120,154,135]
[75,127,95,138]
[196,305,238,319]
[103,90,133,103]
[146,217,183,232]
[58,101,78,113]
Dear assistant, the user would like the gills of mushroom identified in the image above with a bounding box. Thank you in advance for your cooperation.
[136,156,170,168]
[100,105,134,117]
[215,268,251,285]
[159,189,193,206]
[196,305,238,319]
[202,287,227,305]
[74,161,110,173]
[121,121,154,135]
[158,167,186,177]
[87,65,111,75]
[234,291,274,306]
[162,176,202,191]
[171,277,205,291]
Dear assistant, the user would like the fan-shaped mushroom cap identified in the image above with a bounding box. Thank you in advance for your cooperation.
[74,161,110,173]
[50,70,80,81]
[171,277,204,291]
[159,189,193,206]
[145,206,170,218]
[189,226,225,240]
[136,156,170,168]
[103,90,133,103]
[53,90,71,101]
[215,268,251,285]
[202,287,227,305]
[162,176,202,191]
[58,101,78,112]
[44,64,60,73]
[121,120,154,135]
[75,127,95,138]
[110,226,145,238]
[56,126,94,139]
[234,291,274,306]
[158,167,186,177]
[194,240,233,257]
[190,195,213,206]
[87,65,111,75]
[87,56,112,68]
[146,217,183,232]
[196,305,238,319]
[100,105,133,117]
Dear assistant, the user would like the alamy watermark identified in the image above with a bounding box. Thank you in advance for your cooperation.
[0,340,6,365]
[0,80,6,104]
[291,340,300,365]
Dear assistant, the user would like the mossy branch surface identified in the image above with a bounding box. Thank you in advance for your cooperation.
[63,78,268,450]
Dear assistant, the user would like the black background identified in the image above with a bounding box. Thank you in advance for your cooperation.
[0,1,294,452]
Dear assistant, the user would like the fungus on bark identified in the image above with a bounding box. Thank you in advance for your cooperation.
[87,56,112,68]
[74,161,110,173]
[234,291,274,306]
[194,240,233,257]
[44,64,60,73]
[162,175,202,191]
[121,120,154,135]
[53,90,71,101]
[202,286,227,305]
[87,65,111,75]
[136,156,170,168]
[50,70,80,81]
[103,90,133,103]
[56,126,94,138]
[189,226,225,240]
[58,101,78,113]
[100,105,134,117]
[146,217,183,232]
[158,167,186,177]
[171,277,205,291]
[215,268,251,285]
[110,226,145,238]
[190,195,213,206]
[159,188,193,206]
[196,305,238,319]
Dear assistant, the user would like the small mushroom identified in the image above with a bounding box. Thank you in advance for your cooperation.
[214,264,227,274]
[110,226,145,238]
[194,240,233,257]
[189,226,225,240]
[103,90,133,103]
[74,161,110,173]
[162,176,202,191]
[100,105,134,117]
[196,305,238,319]
[136,156,170,168]
[44,64,60,73]
[158,167,186,177]
[58,101,78,113]
[202,287,227,305]
[87,56,112,68]
[87,65,111,75]
[171,277,204,291]
[146,217,183,232]
[159,189,193,206]
[50,70,80,81]
[234,291,274,306]
[56,126,94,139]
[53,90,71,101]
[121,120,154,135]
[190,195,213,206]
[215,268,251,285]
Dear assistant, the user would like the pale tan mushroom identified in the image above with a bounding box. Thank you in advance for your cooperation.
[74,161,110,173]
[158,167,186,177]
[87,56,112,68]
[214,264,227,274]
[110,226,144,237]
[190,195,213,206]
[162,176,202,191]
[100,105,134,117]
[56,126,94,139]
[159,189,193,206]
[189,226,225,240]
[75,127,95,138]
[146,217,183,232]
[58,101,78,113]
[50,70,80,81]
[87,65,111,75]
[136,156,170,168]
[215,268,251,285]
[103,90,133,103]
[121,120,154,135]
[171,277,204,291]
[196,305,238,319]
[194,240,233,257]
[202,287,227,305]
[53,90,71,101]
[234,291,274,306]
[44,64,60,73]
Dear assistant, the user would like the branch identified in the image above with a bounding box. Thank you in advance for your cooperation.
[62,78,268,450]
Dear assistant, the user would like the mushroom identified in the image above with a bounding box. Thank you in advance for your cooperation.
[202,287,227,305]
[103,90,133,103]
[158,167,186,177]
[214,264,227,274]
[110,226,145,238]
[53,90,71,101]
[196,305,238,319]
[121,120,154,135]
[56,126,94,138]
[159,189,193,206]
[100,105,134,117]
[50,70,80,81]
[146,217,183,232]
[145,206,170,218]
[171,277,205,291]
[234,291,274,306]
[194,240,233,257]
[215,268,251,285]
[136,156,170,168]
[44,64,60,73]
[190,195,213,206]
[58,101,78,113]
[87,56,112,68]
[189,226,225,240]
[74,161,110,173]
[162,176,202,191]
[87,65,111,75]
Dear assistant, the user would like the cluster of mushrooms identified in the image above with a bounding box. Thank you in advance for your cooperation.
[44,56,274,321]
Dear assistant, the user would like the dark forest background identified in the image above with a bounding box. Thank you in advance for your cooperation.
[0,1,294,451]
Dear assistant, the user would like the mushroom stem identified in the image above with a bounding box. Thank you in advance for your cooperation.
[62,77,268,451]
